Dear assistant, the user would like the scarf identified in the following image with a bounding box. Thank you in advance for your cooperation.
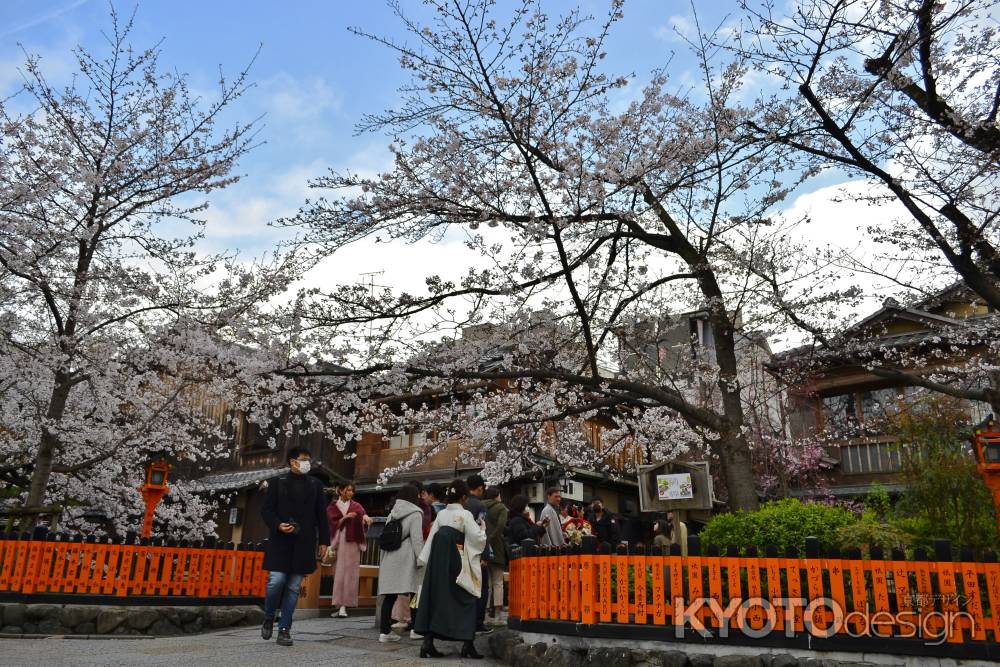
[327,499,367,544]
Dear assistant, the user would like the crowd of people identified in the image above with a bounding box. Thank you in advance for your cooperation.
[258,447,682,656]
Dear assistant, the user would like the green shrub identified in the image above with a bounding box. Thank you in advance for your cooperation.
[887,399,999,553]
[699,498,856,554]
[835,509,911,554]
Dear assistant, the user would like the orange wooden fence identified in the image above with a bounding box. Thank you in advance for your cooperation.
[508,536,1000,659]
[0,533,266,602]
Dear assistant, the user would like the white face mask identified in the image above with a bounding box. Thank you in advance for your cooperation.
[296,459,311,474]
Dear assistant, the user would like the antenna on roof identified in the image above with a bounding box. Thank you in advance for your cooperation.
[358,271,388,342]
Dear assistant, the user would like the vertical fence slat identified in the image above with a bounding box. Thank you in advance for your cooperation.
[20,536,44,594]
[958,556,986,641]
[669,546,685,626]
[744,546,763,632]
[707,546,724,630]
[867,547,892,637]
[580,537,596,625]
[651,545,667,625]
[599,545,612,623]
[526,541,538,620]
[632,546,647,624]
[568,547,581,621]
[826,547,848,637]
[764,545,784,634]
[548,547,559,620]
[784,547,803,633]
[615,545,629,623]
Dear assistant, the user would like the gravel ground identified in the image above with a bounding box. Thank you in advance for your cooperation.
[0,615,500,667]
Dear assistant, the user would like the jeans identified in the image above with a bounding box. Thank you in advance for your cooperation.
[264,571,304,631]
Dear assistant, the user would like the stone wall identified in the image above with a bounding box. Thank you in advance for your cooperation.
[0,603,263,637]
[487,630,912,667]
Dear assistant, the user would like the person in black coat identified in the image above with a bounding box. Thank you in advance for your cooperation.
[504,494,545,552]
[260,446,330,647]
[586,497,621,546]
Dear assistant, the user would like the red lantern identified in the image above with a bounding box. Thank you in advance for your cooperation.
[139,458,171,538]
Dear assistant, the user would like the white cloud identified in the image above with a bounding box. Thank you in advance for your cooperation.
[654,15,694,43]
[261,73,342,122]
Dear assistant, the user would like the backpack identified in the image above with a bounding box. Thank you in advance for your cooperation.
[379,516,405,551]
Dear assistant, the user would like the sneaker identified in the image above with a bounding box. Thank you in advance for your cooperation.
[261,618,274,641]
[409,630,424,640]
[276,629,293,646]
[336,607,348,618]
[379,632,401,643]
[475,625,494,635]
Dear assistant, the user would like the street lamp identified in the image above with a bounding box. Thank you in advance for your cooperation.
[140,458,171,539]
[973,421,1000,534]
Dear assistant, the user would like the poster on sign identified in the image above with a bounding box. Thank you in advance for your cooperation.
[656,473,693,501]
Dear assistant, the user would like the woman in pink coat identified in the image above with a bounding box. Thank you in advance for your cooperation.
[326,482,372,617]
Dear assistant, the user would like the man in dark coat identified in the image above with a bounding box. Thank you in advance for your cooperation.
[260,446,330,646]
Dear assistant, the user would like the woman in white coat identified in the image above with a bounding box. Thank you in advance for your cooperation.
[376,484,425,642]
[413,478,487,659]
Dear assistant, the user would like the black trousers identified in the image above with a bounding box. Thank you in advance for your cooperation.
[380,594,400,634]
[475,565,489,628]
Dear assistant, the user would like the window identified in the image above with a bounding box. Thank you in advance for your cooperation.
[387,432,429,449]
[822,394,858,437]
[840,443,901,474]
[859,388,899,421]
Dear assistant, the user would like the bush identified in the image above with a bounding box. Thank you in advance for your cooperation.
[699,498,856,554]
[835,509,912,554]
[887,399,999,553]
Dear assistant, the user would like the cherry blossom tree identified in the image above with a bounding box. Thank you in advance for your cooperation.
[734,0,1000,415]
[0,11,301,536]
[279,0,853,510]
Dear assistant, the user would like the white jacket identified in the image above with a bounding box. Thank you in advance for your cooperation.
[418,503,487,597]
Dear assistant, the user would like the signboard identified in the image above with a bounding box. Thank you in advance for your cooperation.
[637,461,714,512]
[656,473,693,500]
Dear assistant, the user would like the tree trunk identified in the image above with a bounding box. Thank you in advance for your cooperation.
[719,430,760,511]
[22,369,73,530]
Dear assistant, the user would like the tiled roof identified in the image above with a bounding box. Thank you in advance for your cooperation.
[189,466,286,493]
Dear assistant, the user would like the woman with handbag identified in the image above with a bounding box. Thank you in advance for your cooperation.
[326,481,372,617]
[413,479,487,659]
[376,484,425,642]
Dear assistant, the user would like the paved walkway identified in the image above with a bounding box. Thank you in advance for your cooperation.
[0,615,501,666]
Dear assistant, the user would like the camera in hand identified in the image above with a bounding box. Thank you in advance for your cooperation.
[287,518,300,534]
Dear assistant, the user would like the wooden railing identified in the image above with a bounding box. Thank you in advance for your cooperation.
[0,532,266,604]
[508,536,1000,661]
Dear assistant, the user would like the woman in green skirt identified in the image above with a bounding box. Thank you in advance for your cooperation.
[414,478,487,659]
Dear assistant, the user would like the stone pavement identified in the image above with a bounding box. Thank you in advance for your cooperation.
[0,615,501,667]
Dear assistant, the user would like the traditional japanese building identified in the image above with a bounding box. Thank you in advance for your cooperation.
[771,283,995,497]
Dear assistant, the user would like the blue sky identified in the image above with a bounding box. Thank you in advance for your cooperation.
[0,1,744,248]
[0,1,896,345]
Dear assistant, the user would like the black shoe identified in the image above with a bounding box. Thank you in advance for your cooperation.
[261,618,274,641]
[419,638,444,658]
[276,629,293,646]
[475,625,493,635]
[461,641,484,659]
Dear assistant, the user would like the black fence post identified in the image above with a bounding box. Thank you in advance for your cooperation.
[804,536,820,559]
[521,538,537,558]
[688,535,700,557]
[934,539,952,562]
